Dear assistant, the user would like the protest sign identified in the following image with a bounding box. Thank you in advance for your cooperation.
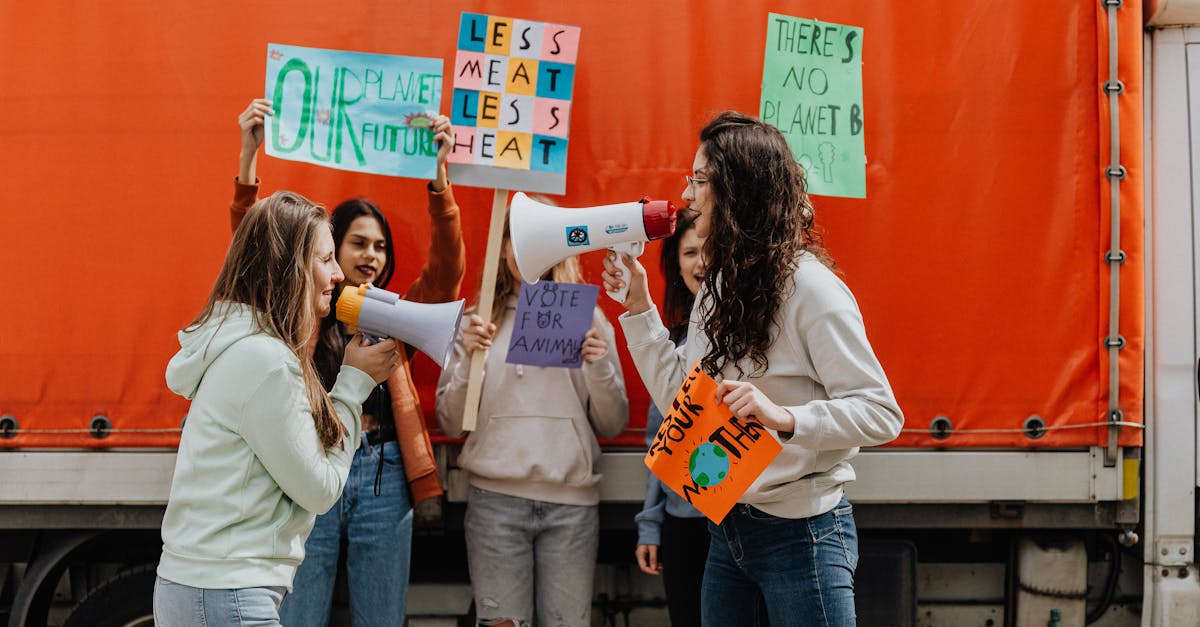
[447,13,580,194]
[645,363,783,523]
[760,14,866,198]
[265,43,443,179]
[506,281,599,368]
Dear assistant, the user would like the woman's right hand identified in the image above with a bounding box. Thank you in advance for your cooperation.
[239,99,273,154]
[343,334,400,384]
[601,251,653,315]
[237,99,273,184]
[461,314,497,355]
[635,544,662,576]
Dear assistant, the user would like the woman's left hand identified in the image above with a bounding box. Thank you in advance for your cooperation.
[715,380,794,432]
[431,114,453,192]
[580,328,608,363]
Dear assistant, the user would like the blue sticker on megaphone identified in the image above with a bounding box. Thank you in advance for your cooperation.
[566,225,589,246]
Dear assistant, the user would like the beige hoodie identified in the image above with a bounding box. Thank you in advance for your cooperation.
[436,295,629,506]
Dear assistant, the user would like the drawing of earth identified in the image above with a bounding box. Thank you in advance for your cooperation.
[688,443,730,487]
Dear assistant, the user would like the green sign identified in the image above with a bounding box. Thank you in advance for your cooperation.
[760,14,865,198]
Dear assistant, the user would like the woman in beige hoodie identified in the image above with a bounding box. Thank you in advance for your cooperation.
[436,216,628,627]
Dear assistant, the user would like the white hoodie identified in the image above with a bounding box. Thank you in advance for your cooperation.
[619,254,903,519]
[158,302,374,590]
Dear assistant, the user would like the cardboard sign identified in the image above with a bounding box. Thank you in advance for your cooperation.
[760,14,866,198]
[645,363,783,523]
[265,43,443,179]
[447,13,580,194]
[505,281,599,368]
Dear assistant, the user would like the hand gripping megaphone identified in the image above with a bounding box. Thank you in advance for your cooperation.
[335,284,465,369]
[508,192,677,301]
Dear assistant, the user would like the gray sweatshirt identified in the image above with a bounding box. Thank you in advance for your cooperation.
[436,295,629,506]
[619,253,903,519]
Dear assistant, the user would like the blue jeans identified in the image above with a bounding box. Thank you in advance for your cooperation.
[154,576,286,626]
[465,487,598,627]
[702,497,859,627]
[278,439,413,627]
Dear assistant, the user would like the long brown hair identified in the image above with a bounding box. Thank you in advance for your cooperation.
[697,111,834,378]
[188,190,345,449]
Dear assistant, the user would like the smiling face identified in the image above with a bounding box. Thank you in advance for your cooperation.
[677,227,706,296]
[338,215,388,287]
[682,147,712,239]
[311,227,343,317]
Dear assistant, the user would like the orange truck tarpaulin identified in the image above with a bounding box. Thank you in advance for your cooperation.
[0,1,1143,451]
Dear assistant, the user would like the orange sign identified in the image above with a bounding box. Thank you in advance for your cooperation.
[644,363,783,523]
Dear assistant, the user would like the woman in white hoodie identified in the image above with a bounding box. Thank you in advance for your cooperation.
[603,111,904,626]
[154,191,399,626]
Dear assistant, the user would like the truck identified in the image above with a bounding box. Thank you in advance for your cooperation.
[0,0,1196,625]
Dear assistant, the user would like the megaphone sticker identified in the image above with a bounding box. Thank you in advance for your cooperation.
[566,226,589,246]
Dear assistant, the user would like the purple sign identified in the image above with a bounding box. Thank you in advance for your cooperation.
[505,281,599,368]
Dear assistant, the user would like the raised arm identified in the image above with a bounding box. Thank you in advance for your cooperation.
[404,115,466,304]
[231,99,272,232]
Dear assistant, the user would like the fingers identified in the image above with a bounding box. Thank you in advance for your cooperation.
[635,545,662,576]
[238,100,274,128]
[600,252,624,292]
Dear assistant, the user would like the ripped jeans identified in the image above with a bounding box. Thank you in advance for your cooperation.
[465,487,598,627]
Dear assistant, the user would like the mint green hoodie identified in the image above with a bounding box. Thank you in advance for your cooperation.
[157,303,373,590]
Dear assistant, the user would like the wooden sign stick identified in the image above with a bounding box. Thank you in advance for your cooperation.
[461,188,510,432]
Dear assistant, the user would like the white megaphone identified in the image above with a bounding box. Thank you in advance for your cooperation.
[335,284,465,369]
[508,192,678,301]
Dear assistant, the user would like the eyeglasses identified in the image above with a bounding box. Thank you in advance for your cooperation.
[685,175,708,188]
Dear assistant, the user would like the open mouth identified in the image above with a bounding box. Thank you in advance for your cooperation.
[356,265,377,278]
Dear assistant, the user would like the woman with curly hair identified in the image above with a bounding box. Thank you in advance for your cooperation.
[603,111,903,626]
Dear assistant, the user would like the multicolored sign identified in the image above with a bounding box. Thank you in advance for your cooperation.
[447,13,580,194]
[505,281,599,368]
[645,363,783,523]
[760,14,866,198]
[265,43,443,179]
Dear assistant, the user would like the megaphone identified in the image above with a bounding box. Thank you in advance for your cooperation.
[508,192,677,301]
[336,284,465,369]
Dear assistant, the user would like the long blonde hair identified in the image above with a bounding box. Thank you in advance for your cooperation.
[188,190,345,449]
[490,207,583,322]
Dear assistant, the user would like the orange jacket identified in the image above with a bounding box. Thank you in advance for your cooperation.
[231,177,465,505]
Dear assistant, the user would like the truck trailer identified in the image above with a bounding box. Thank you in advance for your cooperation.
[1,1,1197,625]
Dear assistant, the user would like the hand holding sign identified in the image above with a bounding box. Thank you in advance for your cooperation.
[716,379,795,433]
[460,314,497,353]
[645,363,783,524]
[580,328,609,363]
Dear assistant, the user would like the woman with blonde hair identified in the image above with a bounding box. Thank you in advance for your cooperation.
[436,213,629,627]
[154,191,400,626]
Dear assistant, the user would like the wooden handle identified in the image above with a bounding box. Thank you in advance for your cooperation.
[461,188,510,432]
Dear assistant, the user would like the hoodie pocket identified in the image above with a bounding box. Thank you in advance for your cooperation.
[462,415,597,486]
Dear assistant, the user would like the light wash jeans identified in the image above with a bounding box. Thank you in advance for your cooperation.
[278,439,413,627]
[465,487,598,627]
[702,497,859,627]
[154,576,286,626]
